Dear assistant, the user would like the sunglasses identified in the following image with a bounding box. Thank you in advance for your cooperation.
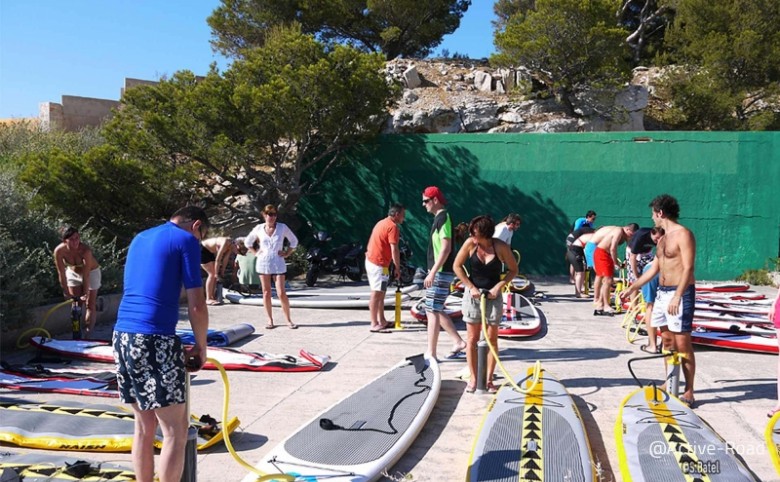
[422,198,433,204]
[265,212,277,216]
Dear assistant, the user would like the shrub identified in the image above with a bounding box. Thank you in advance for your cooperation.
[0,169,125,332]
[735,269,773,286]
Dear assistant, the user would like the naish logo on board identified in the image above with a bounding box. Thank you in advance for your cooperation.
[60,443,107,450]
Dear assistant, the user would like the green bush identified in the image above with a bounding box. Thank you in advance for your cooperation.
[0,169,126,332]
[735,268,773,286]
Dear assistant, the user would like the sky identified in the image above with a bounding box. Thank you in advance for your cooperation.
[0,1,496,119]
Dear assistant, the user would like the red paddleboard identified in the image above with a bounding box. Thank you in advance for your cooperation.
[692,319,775,336]
[695,282,750,293]
[498,293,542,337]
[691,329,777,354]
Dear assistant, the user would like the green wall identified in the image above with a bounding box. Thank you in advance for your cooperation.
[299,132,780,280]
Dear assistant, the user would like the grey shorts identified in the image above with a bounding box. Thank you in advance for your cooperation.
[113,331,186,410]
[462,295,503,325]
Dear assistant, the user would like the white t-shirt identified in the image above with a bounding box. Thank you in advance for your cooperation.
[493,222,513,245]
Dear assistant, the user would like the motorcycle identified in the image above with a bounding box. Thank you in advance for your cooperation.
[389,234,417,286]
[305,228,364,287]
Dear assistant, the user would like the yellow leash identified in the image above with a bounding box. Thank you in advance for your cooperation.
[480,293,541,394]
[207,357,295,481]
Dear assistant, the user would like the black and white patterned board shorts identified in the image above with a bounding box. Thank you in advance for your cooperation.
[113,331,186,410]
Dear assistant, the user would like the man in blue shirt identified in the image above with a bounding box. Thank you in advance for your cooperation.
[573,210,597,231]
[113,206,210,482]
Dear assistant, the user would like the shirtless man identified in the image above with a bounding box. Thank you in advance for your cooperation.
[622,194,697,408]
[53,226,101,338]
[585,223,638,315]
[201,237,245,305]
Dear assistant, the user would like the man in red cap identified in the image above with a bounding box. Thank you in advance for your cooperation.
[422,186,466,359]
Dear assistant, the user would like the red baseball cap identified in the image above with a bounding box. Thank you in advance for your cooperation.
[423,186,447,205]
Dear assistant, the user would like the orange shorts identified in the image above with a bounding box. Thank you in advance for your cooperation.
[594,247,614,277]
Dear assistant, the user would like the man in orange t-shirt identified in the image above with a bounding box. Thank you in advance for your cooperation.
[365,203,406,332]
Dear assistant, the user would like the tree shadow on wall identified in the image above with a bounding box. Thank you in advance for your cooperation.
[299,135,571,275]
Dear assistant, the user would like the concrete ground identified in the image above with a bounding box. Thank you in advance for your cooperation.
[1,278,777,481]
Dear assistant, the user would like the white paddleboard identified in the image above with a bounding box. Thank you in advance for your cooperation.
[243,355,440,482]
[616,385,757,481]
[467,366,595,481]
[225,288,412,308]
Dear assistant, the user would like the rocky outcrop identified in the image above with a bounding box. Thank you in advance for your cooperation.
[383,59,650,134]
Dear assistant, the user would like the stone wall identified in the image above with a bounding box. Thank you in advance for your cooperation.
[39,95,119,131]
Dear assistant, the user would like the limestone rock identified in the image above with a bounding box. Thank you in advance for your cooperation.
[403,65,422,89]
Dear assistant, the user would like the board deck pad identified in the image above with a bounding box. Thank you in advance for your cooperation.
[467,367,595,482]
[245,355,440,482]
[616,386,757,481]
[0,398,238,452]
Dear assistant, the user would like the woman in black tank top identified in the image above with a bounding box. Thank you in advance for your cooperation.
[453,215,518,393]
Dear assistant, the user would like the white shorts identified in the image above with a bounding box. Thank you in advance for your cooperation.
[365,260,389,292]
[66,267,102,290]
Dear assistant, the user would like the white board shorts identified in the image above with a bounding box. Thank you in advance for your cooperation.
[66,267,102,290]
[365,259,389,292]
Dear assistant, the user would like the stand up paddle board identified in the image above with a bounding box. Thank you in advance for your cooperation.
[0,399,238,452]
[467,366,595,481]
[694,302,770,316]
[616,385,757,481]
[410,292,463,322]
[695,282,751,293]
[694,310,769,324]
[0,368,118,398]
[28,336,331,372]
[766,411,780,476]
[691,329,777,354]
[0,452,136,482]
[498,293,542,338]
[225,288,413,308]
[243,354,440,482]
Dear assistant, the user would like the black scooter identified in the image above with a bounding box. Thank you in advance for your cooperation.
[305,228,364,287]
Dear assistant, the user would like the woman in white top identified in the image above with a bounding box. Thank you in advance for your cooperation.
[245,204,299,329]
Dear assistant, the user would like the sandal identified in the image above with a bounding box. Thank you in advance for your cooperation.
[465,384,476,394]
[287,323,298,329]
[486,382,499,394]
[640,344,661,354]
[265,324,276,329]
[767,407,780,418]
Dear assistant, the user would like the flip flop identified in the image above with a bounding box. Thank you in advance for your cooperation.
[464,384,476,394]
[640,344,661,354]
[288,323,298,329]
[486,382,499,394]
[370,328,391,333]
[767,408,780,418]
[265,324,276,330]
